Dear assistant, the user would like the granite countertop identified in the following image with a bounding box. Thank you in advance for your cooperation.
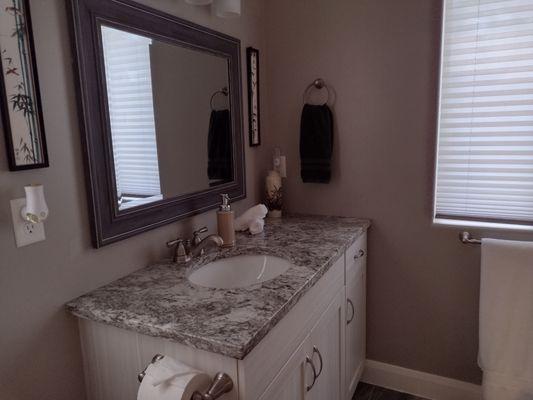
[67,215,370,359]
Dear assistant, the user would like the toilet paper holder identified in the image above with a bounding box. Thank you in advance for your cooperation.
[138,354,234,400]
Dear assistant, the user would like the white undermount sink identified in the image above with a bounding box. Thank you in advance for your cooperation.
[188,255,293,289]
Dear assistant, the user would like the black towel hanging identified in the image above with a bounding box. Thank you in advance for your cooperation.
[208,109,232,181]
[300,79,333,183]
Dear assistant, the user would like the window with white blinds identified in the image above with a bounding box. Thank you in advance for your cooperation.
[101,26,162,204]
[434,0,533,227]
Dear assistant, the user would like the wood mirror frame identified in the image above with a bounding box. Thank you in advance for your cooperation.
[68,0,245,247]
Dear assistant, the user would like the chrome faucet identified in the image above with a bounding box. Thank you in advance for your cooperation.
[167,227,223,264]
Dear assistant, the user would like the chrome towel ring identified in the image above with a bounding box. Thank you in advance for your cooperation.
[210,87,229,111]
[303,78,331,105]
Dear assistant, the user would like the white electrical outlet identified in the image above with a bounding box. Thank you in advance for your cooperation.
[10,198,46,247]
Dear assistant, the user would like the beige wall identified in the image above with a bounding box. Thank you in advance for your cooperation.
[0,1,265,399]
[262,0,533,384]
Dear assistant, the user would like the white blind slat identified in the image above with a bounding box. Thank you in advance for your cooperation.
[101,26,162,200]
[435,0,533,225]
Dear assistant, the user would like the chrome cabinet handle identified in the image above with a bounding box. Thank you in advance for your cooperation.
[353,249,365,260]
[305,356,317,392]
[347,298,355,324]
[312,346,323,378]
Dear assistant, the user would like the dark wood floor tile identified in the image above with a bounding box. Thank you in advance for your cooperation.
[353,382,375,399]
[371,386,407,400]
[353,383,429,400]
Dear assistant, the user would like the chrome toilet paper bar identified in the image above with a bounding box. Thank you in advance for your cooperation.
[191,372,233,400]
[138,354,233,400]
[138,354,165,382]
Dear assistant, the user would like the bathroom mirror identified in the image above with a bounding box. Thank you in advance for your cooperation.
[69,0,245,247]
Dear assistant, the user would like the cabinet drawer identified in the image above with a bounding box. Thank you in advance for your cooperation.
[346,233,367,269]
[345,233,366,280]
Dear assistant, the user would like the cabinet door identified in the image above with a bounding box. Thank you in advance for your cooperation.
[307,290,345,400]
[258,339,314,400]
[345,262,365,399]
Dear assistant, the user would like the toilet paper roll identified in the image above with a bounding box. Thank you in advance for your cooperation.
[138,362,211,400]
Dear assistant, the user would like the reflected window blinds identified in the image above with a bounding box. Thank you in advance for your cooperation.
[101,26,162,200]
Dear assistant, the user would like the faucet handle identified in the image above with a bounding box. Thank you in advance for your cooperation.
[192,226,208,246]
[193,226,208,235]
[166,239,178,248]
[166,238,191,264]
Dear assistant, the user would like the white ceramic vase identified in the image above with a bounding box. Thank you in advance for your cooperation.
[265,170,282,218]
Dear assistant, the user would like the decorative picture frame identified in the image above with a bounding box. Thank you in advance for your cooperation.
[246,47,260,146]
[0,0,48,170]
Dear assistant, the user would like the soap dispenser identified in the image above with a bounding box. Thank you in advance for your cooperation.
[217,194,235,248]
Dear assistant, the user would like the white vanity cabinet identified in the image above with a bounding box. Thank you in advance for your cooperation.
[257,290,345,400]
[77,232,367,400]
[250,234,367,400]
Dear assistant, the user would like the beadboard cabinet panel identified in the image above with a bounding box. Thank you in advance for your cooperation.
[79,319,238,400]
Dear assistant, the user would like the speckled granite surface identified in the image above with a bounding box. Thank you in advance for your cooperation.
[67,215,370,359]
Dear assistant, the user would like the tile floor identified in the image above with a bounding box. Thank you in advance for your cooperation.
[353,383,428,400]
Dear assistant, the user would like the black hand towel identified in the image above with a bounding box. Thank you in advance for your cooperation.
[207,109,233,181]
[300,104,333,183]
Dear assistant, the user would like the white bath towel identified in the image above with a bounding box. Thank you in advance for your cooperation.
[479,238,533,400]
[235,204,268,232]
[248,218,264,235]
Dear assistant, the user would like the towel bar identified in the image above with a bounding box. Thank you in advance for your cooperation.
[138,354,234,400]
[138,354,165,382]
[459,231,481,245]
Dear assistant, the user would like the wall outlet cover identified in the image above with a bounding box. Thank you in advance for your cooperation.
[10,198,46,247]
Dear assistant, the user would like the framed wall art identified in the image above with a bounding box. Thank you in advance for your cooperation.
[246,47,260,146]
[0,0,48,170]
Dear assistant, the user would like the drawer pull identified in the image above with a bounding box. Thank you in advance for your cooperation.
[305,356,317,392]
[353,249,365,260]
[312,346,323,378]
[347,298,355,324]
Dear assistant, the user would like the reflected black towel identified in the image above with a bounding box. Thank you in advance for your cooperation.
[300,104,333,183]
[208,110,233,181]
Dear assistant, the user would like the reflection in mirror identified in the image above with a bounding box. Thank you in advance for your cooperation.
[100,25,233,211]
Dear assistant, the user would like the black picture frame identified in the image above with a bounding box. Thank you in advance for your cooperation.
[246,47,260,146]
[68,0,246,248]
[0,0,49,171]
